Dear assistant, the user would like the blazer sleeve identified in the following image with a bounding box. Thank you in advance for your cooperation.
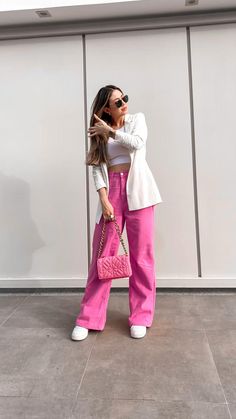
[92,164,107,191]
[114,112,147,150]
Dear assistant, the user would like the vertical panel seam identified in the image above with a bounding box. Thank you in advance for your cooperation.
[82,34,91,271]
[186,26,202,277]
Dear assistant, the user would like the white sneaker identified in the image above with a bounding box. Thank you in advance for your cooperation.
[71,325,88,341]
[130,325,146,339]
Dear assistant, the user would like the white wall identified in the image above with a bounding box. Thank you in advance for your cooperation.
[190,23,236,279]
[0,23,236,288]
[0,35,88,287]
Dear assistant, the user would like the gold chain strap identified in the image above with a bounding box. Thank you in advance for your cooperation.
[97,217,128,259]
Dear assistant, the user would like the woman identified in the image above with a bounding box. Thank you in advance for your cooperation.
[71,84,163,341]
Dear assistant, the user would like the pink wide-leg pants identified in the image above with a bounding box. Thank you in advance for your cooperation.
[75,170,157,330]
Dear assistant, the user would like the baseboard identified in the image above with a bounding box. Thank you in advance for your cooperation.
[0,277,236,289]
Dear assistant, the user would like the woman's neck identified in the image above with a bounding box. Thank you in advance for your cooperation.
[111,116,125,129]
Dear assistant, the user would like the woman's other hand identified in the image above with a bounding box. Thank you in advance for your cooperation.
[101,199,114,221]
[88,114,111,138]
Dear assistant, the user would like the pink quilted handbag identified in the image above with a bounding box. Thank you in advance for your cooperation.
[97,217,132,281]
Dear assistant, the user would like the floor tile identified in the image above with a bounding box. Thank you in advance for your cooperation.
[0,295,29,324]
[78,328,225,403]
[1,295,83,329]
[0,374,35,397]
[152,294,205,330]
[72,399,230,419]
[0,324,97,399]
[193,294,236,330]
[228,403,236,418]
[206,329,236,402]
[0,395,74,419]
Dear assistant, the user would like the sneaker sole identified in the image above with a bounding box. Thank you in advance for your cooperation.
[71,333,88,341]
[130,334,146,338]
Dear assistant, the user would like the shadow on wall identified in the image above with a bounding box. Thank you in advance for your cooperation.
[0,172,45,277]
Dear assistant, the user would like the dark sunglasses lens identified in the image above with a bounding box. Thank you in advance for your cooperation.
[115,99,122,108]
[123,95,129,103]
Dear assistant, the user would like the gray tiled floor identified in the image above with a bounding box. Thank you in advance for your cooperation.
[0,292,235,419]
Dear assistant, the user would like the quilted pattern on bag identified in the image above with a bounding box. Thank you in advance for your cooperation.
[97,254,132,280]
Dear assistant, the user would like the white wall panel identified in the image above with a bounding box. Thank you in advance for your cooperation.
[191,24,236,278]
[0,36,87,284]
[86,28,197,283]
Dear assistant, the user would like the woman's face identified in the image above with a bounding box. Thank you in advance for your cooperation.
[105,89,128,120]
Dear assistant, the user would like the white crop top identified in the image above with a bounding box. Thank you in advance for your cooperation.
[107,125,131,167]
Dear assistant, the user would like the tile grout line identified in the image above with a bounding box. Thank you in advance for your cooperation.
[203,329,232,419]
[0,295,32,327]
[0,395,230,404]
[72,333,98,411]
[75,396,230,403]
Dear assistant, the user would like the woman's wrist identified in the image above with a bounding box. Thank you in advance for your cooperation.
[108,128,116,139]
[101,196,109,205]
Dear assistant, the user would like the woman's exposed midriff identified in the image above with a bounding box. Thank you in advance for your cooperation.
[108,162,131,173]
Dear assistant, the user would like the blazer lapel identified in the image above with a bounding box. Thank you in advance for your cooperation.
[124,113,132,131]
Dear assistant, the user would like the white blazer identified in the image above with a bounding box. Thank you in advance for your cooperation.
[92,112,163,224]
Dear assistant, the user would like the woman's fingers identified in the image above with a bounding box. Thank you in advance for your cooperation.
[102,210,115,221]
[87,117,109,137]
[87,128,107,138]
[94,114,102,122]
[87,128,98,137]
[87,126,102,134]
[104,216,114,222]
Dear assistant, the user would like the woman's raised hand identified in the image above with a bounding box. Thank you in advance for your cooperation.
[87,114,110,138]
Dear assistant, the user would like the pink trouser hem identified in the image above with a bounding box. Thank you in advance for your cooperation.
[75,320,104,331]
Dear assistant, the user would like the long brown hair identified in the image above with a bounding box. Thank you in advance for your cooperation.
[86,85,123,166]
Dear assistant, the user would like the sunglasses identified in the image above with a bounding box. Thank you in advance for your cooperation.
[114,94,129,108]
